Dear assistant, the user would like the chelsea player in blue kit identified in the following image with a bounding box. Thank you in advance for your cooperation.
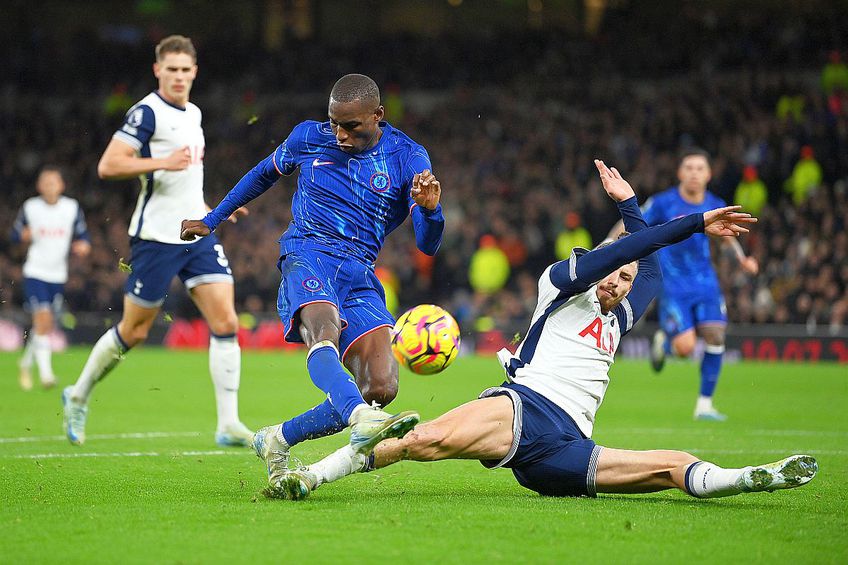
[615,149,759,421]
[180,74,444,490]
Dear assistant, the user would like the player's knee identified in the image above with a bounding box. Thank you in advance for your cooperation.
[702,332,725,348]
[120,324,149,346]
[208,312,239,336]
[673,336,696,357]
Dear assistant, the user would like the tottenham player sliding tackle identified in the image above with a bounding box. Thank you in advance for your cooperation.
[270,160,817,501]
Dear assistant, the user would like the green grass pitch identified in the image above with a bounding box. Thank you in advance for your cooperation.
[1,348,846,563]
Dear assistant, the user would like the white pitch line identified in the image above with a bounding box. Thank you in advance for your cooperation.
[0,431,203,444]
[681,448,848,456]
[7,449,249,460]
[601,427,848,438]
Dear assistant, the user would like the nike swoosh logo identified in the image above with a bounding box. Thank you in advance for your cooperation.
[312,158,334,167]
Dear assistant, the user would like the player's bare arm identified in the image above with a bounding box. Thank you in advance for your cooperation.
[97,138,191,180]
[720,236,759,274]
[411,169,441,210]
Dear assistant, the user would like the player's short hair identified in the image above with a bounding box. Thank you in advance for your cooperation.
[594,231,639,275]
[39,164,65,179]
[593,231,631,251]
[155,35,197,62]
[679,147,711,166]
[330,74,380,107]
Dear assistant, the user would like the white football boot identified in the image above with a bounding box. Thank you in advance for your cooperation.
[349,406,419,454]
[268,468,319,501]
[650,329,667,373]
[18,363,33,392]
[215,421,255,447]
[252,426,290,485]
[62,386,88,445]
[739,455,818,492]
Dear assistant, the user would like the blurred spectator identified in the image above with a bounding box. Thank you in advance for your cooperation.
[784,146,823,206]
[103,84,133,118]
[383,84,406,125]
[734,165,768,216]
[821,51,848,95]
[375,266,400,316]
[776,94,805,123]
[1,19,846,333]
[555,212,593,260]
[468,235,510,295]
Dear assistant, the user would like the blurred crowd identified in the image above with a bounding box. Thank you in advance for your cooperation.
[1,17,847,335]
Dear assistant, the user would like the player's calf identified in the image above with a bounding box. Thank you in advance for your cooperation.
[358,377,399,408]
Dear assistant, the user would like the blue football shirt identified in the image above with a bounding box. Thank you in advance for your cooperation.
[641,187,725,296]
[272,120,435,263]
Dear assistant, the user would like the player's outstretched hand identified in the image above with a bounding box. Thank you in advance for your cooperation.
[180,219,211,241]
[703,206,757,237]
[411,169,441,210]
[226,206,249,224]
[595,159,636,202]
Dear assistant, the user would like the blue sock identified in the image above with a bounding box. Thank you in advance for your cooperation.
[281,399,346,447]
[700,345,724,397]
[306,342,365,424]
[663,332,673,355]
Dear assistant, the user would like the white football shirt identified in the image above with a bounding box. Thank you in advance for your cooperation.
[499,264,623,438]
[14,196,87,284]
[113,91,207,244]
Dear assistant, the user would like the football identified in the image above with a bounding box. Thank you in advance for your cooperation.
[391,304,461,374]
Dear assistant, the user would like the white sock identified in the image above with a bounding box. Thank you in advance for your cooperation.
[33,333,55,382]
[209,334,241,431]
[20,333,35,369]
[274,424,290,448]
[71,327,128,401]
[684,461,746,498]
[348,402,372,425]
[696,396,714,413]
[309,444,368,486]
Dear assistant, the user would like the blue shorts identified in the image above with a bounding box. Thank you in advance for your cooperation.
[659,290,727,338]
[276,248,394,359]
[124,235,233,307]
[479,382,602,497]
[24,278,64,312]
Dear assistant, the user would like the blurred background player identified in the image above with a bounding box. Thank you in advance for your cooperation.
[180,73,444,488]
[12,165,91,390]
[62,35,253,447]
[269,161,814,502]
[612,149,759,421]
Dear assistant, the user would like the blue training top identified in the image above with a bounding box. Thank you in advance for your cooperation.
[641,186,725,296]
[202,120,445,264]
